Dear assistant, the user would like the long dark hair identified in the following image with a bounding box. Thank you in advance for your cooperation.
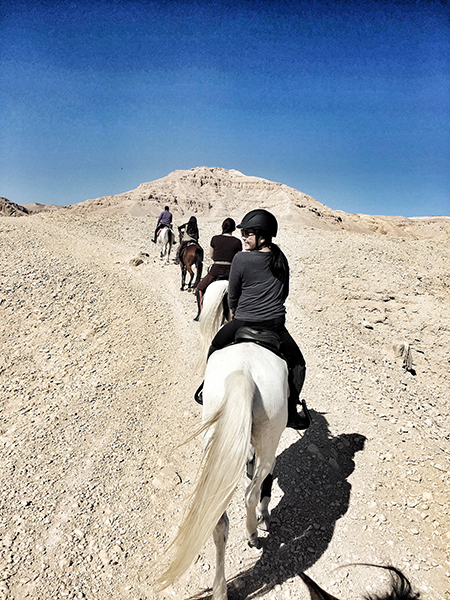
[187,216,199,237]
[255,230,288,283]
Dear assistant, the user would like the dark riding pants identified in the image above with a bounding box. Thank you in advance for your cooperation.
[209,316,305,370]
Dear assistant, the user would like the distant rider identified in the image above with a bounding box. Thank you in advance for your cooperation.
[193,217,242,321]
[152,206,173,243]
[175,216,200,264]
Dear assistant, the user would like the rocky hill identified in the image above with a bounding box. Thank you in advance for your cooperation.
[67,167,450,239]
[4,167,449,239]
[0,197,29,217]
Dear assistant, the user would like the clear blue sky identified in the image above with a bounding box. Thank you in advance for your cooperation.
[1,0,449,217]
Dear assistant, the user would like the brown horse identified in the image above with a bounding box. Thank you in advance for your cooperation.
[179,242,203,291]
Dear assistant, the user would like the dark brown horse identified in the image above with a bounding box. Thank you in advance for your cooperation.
[179,242,203,291]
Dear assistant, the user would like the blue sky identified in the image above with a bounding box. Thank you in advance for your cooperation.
[1,0,449,217]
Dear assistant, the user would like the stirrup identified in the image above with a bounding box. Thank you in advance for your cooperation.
[287,399,311,430]
[194,382,204,405]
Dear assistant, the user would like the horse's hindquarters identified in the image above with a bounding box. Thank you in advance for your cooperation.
[203,344,288,442]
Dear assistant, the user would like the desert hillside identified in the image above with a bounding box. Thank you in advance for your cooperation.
[0,208,448,599]
[7,167,449,240]
[70,167,450,239]
[0,197,29,217]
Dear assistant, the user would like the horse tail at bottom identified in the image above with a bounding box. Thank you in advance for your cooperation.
[156,369,254,591]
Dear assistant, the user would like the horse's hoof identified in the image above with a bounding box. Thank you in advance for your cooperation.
[247,536,262,550]
[257,513,270,532]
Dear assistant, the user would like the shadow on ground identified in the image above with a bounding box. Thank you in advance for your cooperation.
[188,410,366,599]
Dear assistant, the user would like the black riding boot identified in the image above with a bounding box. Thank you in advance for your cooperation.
[194,381,204,405]
[194,345,217,404]
[287,364,311,430]
[193,290,202,322]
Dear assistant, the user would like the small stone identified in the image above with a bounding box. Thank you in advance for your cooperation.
[59,557,72,569]
[99,549,110,565]
[329,457,340,470]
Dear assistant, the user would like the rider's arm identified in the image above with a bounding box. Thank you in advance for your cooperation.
[209,246,214,260]
[228,256,242,313]
[282,256,290,301]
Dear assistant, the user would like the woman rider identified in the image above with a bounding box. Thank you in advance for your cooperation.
[175,216,200,264]
[193,217,242,321]
[200,209,309,430]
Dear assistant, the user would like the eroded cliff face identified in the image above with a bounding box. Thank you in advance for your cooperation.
[0,197,29,217]
[65,166,450,239]
[68,166,344,228]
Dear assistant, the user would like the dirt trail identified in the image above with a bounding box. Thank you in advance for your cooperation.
[0,213,448,600]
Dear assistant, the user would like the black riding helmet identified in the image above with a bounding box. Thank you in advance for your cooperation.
[237,209,278,238]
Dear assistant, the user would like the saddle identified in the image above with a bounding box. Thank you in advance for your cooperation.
[179,240,198,262]
[234,326,285,360]
[157,224,174,238]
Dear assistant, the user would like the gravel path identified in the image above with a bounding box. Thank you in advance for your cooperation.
[1,213,448,600]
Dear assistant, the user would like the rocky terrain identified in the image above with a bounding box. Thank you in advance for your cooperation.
[1,171,449,599]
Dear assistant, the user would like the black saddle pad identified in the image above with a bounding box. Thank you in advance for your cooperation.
[234,326,285,360]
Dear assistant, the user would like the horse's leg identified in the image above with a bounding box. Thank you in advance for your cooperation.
[245,457,274,547]
[181,265,186,290]
[212,511,229,600]
[257,460,276,531]
[187,265,194,289]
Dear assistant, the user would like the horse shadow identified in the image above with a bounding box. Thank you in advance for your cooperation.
[189,410,366,599]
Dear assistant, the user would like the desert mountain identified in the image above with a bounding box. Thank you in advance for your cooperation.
[70,166,335,223]
[0,197,29,217]
[4,167,448,238]
[68,167,449,239]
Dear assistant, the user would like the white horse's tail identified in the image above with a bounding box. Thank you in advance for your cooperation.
[197,280,229,375]
[156,370,254,591]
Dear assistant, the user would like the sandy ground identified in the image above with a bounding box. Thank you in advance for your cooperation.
[0,212,449,600]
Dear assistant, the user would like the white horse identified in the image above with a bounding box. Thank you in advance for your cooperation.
[156,280,289,600]
[156,225,175,264]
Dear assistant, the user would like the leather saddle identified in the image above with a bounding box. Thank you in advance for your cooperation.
[234,326,285,360]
